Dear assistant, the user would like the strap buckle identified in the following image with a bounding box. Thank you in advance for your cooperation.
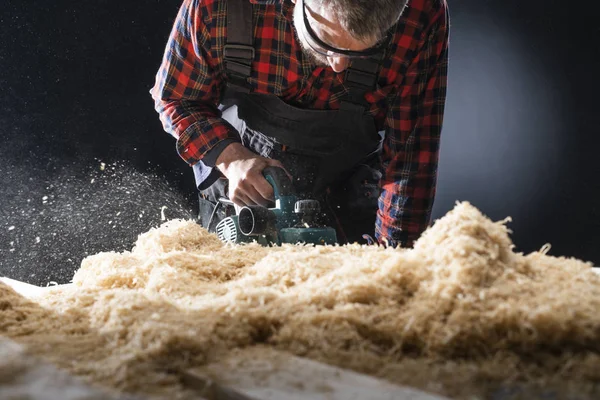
[346,69,377,89]
[224,44,255,60]
[224,44,255,93]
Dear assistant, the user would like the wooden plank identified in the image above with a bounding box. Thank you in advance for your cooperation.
[180,372,257,400]
[0,277,48,298]
[183,346,449,400]
[0,277,72,299]
[0,337,143,400]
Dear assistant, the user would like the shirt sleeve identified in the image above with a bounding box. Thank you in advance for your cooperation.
[150,0,241,167]
[375,3,450,248]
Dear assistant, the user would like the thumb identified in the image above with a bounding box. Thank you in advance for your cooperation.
[267,159,293,181]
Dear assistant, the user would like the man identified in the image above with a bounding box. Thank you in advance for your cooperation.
[151,0,449,247]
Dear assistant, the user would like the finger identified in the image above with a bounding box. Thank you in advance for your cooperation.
[267,159,293,181]
[244,184,271,207]
[237,174,271,206]
[229,189,251,207]
[251,174,275,203]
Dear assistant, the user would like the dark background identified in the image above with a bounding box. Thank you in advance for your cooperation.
[0,0,598,286]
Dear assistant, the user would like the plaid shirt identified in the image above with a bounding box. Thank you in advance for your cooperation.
[151,0,449,247]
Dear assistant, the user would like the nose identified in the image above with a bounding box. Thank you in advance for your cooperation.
[327,56,350,73]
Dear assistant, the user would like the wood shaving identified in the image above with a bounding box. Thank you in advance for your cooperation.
[1,202,599,399]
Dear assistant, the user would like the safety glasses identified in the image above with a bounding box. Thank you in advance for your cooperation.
[298,0,389,59]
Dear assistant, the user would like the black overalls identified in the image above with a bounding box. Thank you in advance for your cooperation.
[195,0,385,244]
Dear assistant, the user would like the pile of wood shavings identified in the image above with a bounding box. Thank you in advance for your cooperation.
[1,202,600,399]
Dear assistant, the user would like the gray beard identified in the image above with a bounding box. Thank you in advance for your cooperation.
[300,43,329,67]
[291,5,329,67]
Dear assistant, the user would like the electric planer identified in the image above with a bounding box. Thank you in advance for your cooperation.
[215,167,337,245]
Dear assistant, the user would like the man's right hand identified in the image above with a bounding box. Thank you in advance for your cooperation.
[215,143,289,207]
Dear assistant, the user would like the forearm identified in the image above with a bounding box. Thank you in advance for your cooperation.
[150,0,240,167]
[375,2,449,248]
[375,157,440,247]
[154,97,241,166]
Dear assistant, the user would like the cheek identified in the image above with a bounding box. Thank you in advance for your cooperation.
[306,47,329,66]
[291,8,329,66]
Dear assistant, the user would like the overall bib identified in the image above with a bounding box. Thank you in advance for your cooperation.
[195,0,384,244]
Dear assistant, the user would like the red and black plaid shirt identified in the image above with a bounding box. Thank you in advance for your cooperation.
[151,0,449,247]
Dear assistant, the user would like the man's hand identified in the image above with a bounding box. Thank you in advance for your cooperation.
[215,143,289,207]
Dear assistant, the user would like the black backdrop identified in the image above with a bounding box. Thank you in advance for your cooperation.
[1,0,598,285]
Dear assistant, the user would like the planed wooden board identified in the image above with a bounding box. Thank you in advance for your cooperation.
[0,337,143,400]
[0,277,48,298]
[0,277,73,298]
[183,346,449,400]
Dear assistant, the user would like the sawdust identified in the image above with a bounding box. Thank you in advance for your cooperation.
[1,202,599,399]
[0,158,194,286]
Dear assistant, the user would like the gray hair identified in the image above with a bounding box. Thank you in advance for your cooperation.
[306,0,408,42]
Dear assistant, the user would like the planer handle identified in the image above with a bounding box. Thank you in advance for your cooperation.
[263,166,294,199]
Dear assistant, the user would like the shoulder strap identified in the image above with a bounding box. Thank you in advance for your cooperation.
[340,55,383,111]
[225,0,381,105]
[225,0,254,93]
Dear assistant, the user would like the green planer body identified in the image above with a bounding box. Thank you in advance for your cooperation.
[215,167,338,246]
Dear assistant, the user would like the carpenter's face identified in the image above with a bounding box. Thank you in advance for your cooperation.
[292,0,380,73]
